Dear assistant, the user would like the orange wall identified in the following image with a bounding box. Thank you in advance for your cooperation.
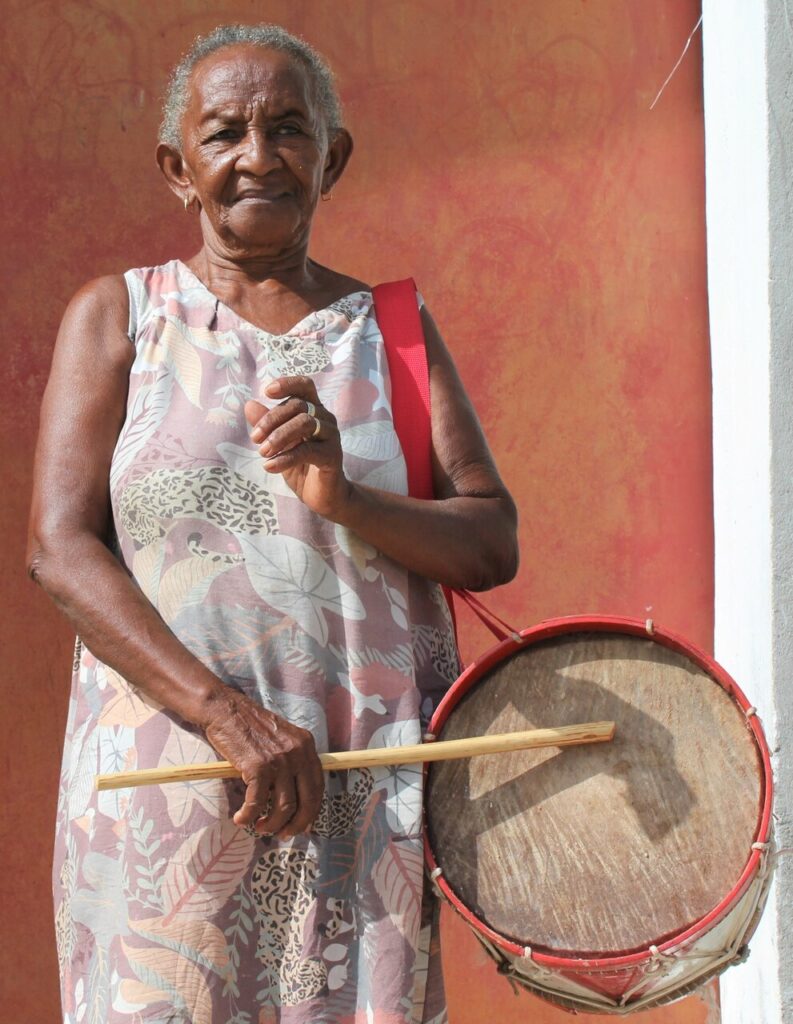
[1,2,713,1022]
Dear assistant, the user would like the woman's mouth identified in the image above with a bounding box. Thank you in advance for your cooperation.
[234,191,290,204]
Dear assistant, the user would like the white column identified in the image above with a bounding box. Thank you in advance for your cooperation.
[766,0,793,1014]
[704,1,792,1021]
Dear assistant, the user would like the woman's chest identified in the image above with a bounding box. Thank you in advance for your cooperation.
[109,313,408,545]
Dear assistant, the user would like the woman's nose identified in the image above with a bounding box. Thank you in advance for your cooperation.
[235,128,281,175]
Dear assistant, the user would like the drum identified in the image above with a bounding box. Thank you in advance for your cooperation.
[424,616,773,1015]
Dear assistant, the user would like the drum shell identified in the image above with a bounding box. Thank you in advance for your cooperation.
[423,616,774,1015]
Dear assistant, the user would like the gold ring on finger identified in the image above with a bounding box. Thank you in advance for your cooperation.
[310,416,322,439]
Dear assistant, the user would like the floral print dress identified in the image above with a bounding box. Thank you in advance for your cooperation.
[53,260,459,1024]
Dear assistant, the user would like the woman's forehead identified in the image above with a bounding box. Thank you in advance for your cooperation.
[188,45,316,117]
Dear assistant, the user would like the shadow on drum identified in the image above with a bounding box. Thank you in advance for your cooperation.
[466,672,695,842]
[426,634,702,941]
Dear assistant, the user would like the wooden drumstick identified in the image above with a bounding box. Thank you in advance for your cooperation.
[95,721,615,791]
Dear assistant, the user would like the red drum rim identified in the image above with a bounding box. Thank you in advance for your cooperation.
[423,614,774,971]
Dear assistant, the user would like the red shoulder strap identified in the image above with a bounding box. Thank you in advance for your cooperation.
[372,281,517,648]
[372,279,461,643]
[372,280,518,649]
[371,279,433,501]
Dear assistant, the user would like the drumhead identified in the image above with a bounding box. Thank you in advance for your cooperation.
[425,622,766,958]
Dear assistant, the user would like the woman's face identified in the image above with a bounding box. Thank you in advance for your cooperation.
[173,44,349,259]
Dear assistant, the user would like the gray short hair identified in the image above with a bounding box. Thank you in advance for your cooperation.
[159,23,343,149]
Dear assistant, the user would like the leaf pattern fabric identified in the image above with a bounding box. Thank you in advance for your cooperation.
[54,261,459,1024]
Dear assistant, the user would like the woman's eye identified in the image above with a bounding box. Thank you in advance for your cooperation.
[274,124,301,136]
[210,128,240,141]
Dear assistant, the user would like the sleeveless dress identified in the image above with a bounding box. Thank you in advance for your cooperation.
[52,260,460,1024]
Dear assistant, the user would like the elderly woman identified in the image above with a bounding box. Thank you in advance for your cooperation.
[29,23,517,1024]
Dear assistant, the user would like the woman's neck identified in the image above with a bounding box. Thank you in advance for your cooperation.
[192,238,322,294]
[183,244,356,336]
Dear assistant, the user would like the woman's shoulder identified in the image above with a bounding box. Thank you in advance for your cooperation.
[53,274,133,370]
[308,261,371,303]
[63,274,129,331]
[69,259,182,311]
[63,260,189,348]
[311,268,430,315]
[330,271,371,296]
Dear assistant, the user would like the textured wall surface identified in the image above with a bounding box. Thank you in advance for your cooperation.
[1,1,715,1021]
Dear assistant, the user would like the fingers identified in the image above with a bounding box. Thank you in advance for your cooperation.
[281,750,326,840]
[230,743,324,839]
[245,393,336,462]
[259,405,324,453]
[233,770,275,830]
[234,772,304,837]
[244,398,267,428]
[207,692,324,839]
[245,376,324,433]
[265,375,321,405]
[255,773,299,837]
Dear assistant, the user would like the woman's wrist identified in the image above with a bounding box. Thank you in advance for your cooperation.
[188,671,240,732]
[325,478,367,530]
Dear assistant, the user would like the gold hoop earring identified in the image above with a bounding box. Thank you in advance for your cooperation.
[183,194,192,210]
[321,191,333,203]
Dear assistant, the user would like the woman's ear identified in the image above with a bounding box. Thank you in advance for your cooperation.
[321,129,354,195]
[156,143,193,204]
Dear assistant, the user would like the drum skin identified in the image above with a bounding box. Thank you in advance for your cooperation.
[424,616,773,1014]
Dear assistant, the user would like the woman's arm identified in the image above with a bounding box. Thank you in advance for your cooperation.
[27,277,324,838]
[245,305,519,590]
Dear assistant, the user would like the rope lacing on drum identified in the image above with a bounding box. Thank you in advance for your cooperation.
[496,942,611,1007]
[493,942,555,992]
[617,944,671,998]
[513,946,555,980]
[423,732,437,743]
[428,865,447,903]
[616,841,774,1007]
[434,838,773,1014]
[745,706,758,719]
[496,961,522,996]
[468,926,561,997]
[489,942,557,983]
[617,945,694,1006]
[469,931,520,995]
[645,618,655,635]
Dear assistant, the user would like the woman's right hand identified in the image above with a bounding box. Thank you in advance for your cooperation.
[202,689,325,840]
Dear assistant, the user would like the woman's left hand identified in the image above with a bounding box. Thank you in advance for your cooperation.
[245,305,519,591]
[245,376,352,519]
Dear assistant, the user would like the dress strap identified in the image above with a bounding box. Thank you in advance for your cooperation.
[123,269,147,343]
